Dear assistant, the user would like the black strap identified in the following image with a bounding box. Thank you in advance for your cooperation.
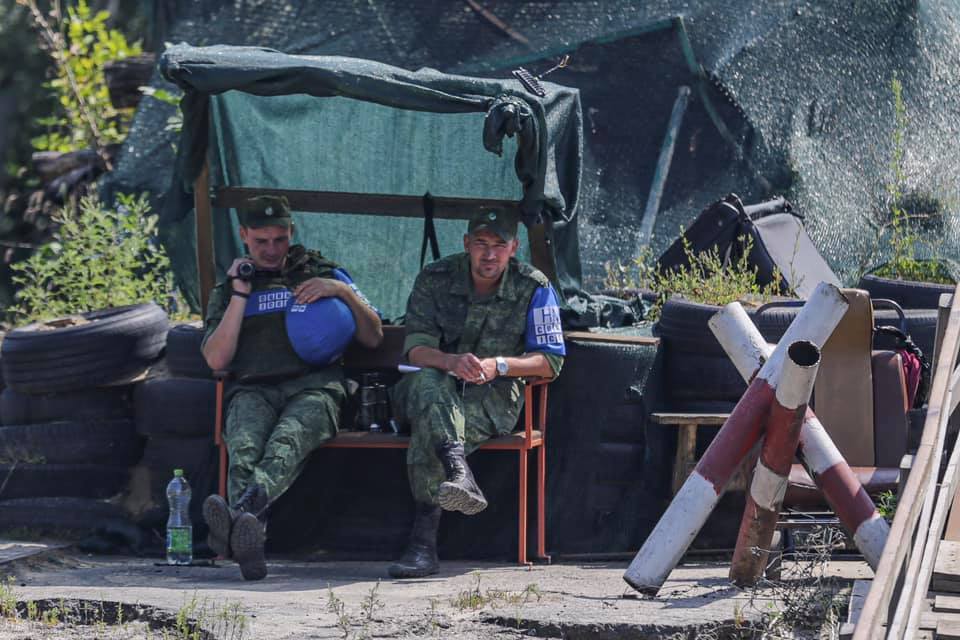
[420,192,441,267]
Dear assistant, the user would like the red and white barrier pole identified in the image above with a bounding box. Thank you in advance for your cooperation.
[623,283,849,595]
[730,340,820,586]
[709,298,890,570]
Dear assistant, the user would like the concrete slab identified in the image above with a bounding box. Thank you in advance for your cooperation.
[0,549,871,639]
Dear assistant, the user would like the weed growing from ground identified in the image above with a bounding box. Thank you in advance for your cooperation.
[604,232,787,321]
[451,573,542,611]
[878,490,898,523]
[326,582,385,640]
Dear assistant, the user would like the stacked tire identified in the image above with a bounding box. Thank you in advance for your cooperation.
[0,303,168,547]
[132,322,217,544]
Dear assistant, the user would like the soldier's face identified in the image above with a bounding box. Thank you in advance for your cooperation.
[464,229,518,284]
[239,224,292,269]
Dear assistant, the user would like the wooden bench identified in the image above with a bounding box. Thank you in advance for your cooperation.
[213,326,551,565]
[649,412,730,495]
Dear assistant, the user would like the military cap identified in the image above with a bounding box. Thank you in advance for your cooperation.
[467,208,518,241]
[237,195,292,228]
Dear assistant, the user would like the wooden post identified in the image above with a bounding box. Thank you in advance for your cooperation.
[672,423,698,495]
[934,293,955,372]
[194,160,216,315]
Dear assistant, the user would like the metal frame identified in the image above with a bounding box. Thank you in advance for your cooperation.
[213,374,552,566]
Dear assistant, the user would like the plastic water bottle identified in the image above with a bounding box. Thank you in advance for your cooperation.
[165,468,193,565]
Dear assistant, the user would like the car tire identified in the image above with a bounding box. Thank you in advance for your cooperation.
[133,377,217,438]
[0,419,142,465]
[859,273,954,309]
[1,303,168,393]
[0,387,132,426]
[0,464,128,499]
[165,323,212,379]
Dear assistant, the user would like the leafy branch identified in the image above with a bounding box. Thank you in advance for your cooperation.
[17,0,142,166]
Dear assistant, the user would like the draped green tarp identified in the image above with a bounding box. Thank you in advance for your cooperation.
[159,44,583,319]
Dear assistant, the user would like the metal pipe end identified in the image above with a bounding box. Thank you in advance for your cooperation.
[776,340,821,409]
[788,340,820,368]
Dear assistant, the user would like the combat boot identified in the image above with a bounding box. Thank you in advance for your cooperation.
[388,503,441,579]
[230,484,269,581]
[202,494,235,559]
[436,442,488,515]
[234,483,269,516]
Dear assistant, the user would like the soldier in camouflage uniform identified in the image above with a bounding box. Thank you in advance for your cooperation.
[388,209,565,578]
[200,196,382,581]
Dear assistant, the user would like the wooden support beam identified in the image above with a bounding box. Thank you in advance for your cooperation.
[562,331,659,346]
[212,186,520,221]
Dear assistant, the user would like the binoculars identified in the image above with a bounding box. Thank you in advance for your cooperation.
[356,372,399,433]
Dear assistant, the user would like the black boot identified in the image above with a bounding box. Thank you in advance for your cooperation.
[202,494,235,559]
[229,484,269,581]
[436,442,488,515]
[234,483,269,517]
[388,503,441,579]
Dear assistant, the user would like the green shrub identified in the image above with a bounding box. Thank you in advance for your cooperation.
[868,76,955,285]
[8,193,182,324]
[605,233,788,320]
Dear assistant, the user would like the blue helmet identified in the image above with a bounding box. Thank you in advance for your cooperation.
[284,297,357,366]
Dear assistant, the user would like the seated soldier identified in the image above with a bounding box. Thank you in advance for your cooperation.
[388,209,565,578]
[201,195,382,581]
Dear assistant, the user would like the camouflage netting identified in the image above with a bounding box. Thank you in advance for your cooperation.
[105,0,960,316]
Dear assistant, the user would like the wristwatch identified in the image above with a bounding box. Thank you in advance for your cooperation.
[495,356,509,377]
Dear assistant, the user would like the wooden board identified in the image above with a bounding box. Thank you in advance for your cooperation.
[935,595,960,613]
[847,580,872,624]
[934,541,960,593]
[0,540,67,566]
[562,331,659,346]
[650,412,729,426]
[938,617,960,639]
[853,286,960,640]
[946,486,960,541]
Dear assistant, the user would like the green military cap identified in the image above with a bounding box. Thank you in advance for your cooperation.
[237,195,292,228]
[467,208,518,241]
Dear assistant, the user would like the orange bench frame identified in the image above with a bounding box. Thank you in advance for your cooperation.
[213,370,551,565]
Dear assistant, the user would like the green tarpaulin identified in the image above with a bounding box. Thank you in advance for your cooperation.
[159,44,584,319]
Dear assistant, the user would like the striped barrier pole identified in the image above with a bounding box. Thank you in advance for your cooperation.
[709,300,890,570]
[623,283,848,595]
[730,340,820,586]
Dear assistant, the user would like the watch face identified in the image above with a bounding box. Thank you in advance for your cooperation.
[497,359,508,375]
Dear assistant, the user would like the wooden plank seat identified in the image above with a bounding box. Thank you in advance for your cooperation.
[212,326,551,565]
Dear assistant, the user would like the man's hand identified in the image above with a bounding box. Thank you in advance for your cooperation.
[447,353,498,384]
[293,277,344,304]
[227,258,253,295]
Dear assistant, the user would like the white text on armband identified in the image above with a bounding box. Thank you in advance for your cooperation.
[257,290,291,312]
[533,306,562,344]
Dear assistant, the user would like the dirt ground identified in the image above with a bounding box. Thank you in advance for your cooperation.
[0,541,871,639]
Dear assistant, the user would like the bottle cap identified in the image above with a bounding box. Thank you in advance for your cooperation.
[173,469,184,477]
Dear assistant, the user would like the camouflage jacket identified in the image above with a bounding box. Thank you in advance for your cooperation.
[401,253,564,431]
[202,244,345,385]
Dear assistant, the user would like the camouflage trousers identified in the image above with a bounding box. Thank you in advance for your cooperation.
[224,372,345,506]
[392,368,521,505]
